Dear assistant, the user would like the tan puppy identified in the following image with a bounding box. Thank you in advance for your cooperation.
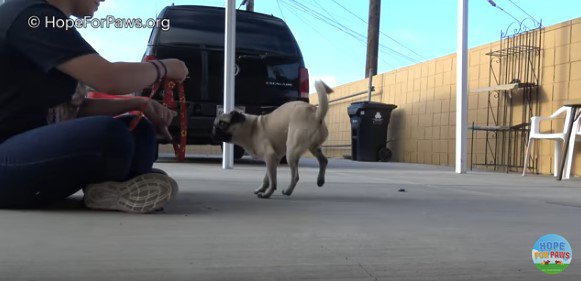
[212,80,332,198]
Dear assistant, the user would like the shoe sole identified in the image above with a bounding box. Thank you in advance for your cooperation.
[151,168,179,201]
[84,173,178,213]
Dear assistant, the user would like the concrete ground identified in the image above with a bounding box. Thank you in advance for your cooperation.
[1,155,581,281]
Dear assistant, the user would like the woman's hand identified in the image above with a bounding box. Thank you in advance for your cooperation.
[159,59,189,83]
[141,99,178,142]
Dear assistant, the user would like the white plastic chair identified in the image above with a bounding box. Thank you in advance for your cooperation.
[523,106,581,178]
[563,111,581,179]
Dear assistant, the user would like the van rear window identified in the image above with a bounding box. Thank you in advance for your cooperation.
[158,7,299,57]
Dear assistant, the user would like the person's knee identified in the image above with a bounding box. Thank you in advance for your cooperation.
[97,117,134,153]
[116,115,156,140]
[135,118,156,135]
[93,117,135,180]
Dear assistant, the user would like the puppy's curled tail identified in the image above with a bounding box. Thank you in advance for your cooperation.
[314,80,332,121]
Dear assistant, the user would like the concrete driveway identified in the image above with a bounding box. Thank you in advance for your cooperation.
[0,156,580,281]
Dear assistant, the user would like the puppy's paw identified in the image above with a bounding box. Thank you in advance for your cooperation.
[257,193,272,199]
[317,177,325,187]
[254,186,268,194]
[282,189,292,196]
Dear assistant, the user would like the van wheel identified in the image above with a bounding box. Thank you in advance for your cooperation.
[234,145,245,159]
[221,144,245,160]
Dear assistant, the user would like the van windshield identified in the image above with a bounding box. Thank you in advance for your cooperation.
[158,7,300,57]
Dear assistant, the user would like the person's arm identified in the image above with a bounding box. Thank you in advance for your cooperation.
[77,97,146,117]
[78,97,177,141]
[58,55,188,95]
[8,5,188,95]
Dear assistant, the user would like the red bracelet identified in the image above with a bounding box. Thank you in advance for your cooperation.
[149,61,161,83]
[157,60,168,79]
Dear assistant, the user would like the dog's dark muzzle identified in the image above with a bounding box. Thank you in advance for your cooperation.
[212,118,232,143]
[212,126,232,143]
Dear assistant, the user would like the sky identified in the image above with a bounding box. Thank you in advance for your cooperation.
[78,0,581,88]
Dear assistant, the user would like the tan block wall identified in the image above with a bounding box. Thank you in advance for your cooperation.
[311,18,581,175]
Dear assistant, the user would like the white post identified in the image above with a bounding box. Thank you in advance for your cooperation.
[222,0,236,169]
[456,0,468,174]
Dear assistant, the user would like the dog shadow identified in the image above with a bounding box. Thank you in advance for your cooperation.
[162,190,406,215]
[29,187,405,215]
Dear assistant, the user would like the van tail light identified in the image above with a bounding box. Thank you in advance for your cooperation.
[300,67,309,99]
[143,55,157,62]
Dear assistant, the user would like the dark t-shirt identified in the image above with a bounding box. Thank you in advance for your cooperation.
[0,0,96,140]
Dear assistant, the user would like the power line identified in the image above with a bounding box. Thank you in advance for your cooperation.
[289,2,394,67]
[280,0,420,65]
[309,0,362,28]
[275,0,286,22]
[281,0,406,67]
[505,0,540,25]
[313,0,335,21]
[486,0,522,24]
[330,0,428,61]
[282,0,366,43]
[239,0,247,10]
[279,1,367,50]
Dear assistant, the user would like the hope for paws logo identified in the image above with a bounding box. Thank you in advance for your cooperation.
[532,234,572,275]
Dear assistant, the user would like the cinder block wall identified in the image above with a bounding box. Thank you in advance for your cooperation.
[311,18,581,175]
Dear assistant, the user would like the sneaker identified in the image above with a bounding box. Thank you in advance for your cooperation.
[150,167,168,175]
[83,173,178,213]
[150,168,179,200]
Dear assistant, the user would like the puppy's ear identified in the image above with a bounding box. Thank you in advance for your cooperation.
[230,111,246,124]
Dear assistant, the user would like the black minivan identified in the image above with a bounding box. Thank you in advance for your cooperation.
[141,5,309,158]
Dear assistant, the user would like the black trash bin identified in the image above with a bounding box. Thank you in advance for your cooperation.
[347,102,397,162]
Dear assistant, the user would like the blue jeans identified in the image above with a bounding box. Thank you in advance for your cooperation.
[0,115,157,208]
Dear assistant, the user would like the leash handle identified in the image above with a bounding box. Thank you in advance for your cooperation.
[129,80,188,162]
[128,82,161,131]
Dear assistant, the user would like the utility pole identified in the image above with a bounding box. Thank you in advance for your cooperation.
[365,0,381,78]
[223,0,236,169]
[456,0,468,174]
[243,0,254,12]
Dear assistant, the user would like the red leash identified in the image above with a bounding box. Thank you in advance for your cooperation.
[165,81,187,162]
[129,80,188,162]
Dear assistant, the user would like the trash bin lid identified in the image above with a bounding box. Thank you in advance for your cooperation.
[350,101,397,110]
[348,101,397,116]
